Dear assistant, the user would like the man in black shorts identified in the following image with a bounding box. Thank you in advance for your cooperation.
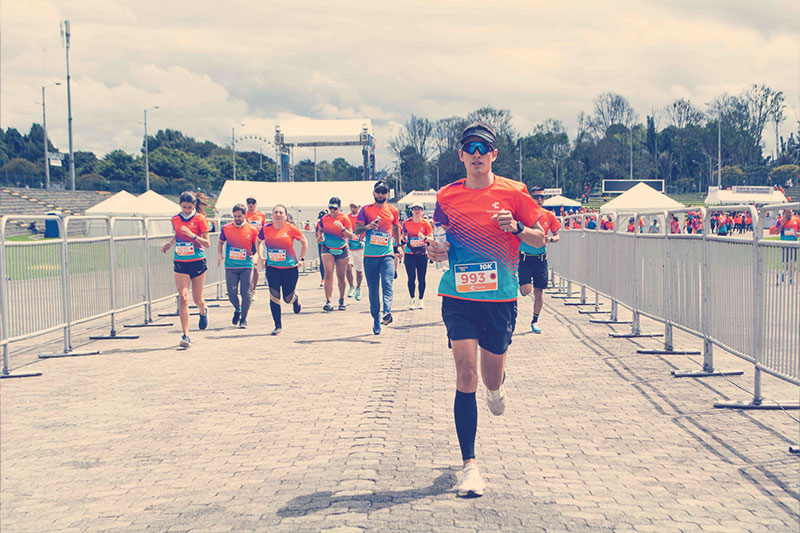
[518,186,560,333]
[429,122,545,497]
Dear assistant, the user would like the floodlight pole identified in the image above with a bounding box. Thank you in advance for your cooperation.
[144,106,159,191]
[232,123,245,180]
[63,20,76,190]
[717,114,722,187]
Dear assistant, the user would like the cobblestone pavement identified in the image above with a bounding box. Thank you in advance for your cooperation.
[1,269,798,532]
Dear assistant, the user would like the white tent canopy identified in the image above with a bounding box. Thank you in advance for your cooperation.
[599,183,684,214]
[398,189,437,210]
[131,190,181,215]
[542,195,581,207]
[85,190,138,215]
[215,180,378,226]
[704,186,787,206]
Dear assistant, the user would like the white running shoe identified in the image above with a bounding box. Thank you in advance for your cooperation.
[458,463,485,497]
[417,299,425,309]
[487,385,506,416]
[409,298,417,310]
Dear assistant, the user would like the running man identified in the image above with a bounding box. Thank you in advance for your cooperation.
[518,186,560,333]
[161,191,212,348]
[346,202,365,301]
[317,197,356,311]
[245,197,267,299]
[218,203,259,328]
[356,180,401,335]
[401,201,433,309]
[428,122,545,497]
[258,205,308,335]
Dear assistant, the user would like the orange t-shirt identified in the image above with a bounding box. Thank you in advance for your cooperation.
[171,213,210,262]
[245,210,267,230]
[402,219,433,254]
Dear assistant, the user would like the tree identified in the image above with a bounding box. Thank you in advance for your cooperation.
[389,115,434,160]
[665,98,705,129]
[399,146,428,192]
[591,93,638,135]
[76,173,108,191]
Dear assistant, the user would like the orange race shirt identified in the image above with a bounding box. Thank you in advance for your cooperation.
[219,222,258,269]
[433,175,542,302]
[520,209,560,254]
[318,213,352,250]
[245,210,267,231]
[171,213,210,262]
[258,222,303,268]
[779,215,800,241]
[347,213,365,250]
[357,203,400,257]
[402,219,433,254]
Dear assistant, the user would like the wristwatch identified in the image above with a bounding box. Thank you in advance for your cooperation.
[511,221,524,235]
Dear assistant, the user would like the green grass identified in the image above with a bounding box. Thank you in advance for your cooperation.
[4,244,141,281]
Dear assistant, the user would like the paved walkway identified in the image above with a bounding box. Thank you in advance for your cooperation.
[1,269,798,532]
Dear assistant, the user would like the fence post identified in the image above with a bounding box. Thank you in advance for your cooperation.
[750,207,764,406]
[662,212,674,351]
[0,216,42,378]
[701,209,714,372]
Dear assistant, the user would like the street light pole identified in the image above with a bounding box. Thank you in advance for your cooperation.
[63,20,76,190]
[144,106,159,191]
[41,82,61,189]
[717,113,722,187]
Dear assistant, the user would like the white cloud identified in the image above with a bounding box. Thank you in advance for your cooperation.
[3,0,798,170]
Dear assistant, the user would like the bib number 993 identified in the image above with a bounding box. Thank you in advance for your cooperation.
[454,262,498,293]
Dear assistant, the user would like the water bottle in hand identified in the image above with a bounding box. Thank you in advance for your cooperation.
[433,223,449,272]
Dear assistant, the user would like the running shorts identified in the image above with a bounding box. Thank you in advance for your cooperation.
[174,259,207,279]
[441,296,517,356]
[518,252,548,289]
[348,247,364,271]
[321,244,349,259]
[265,265,299,299]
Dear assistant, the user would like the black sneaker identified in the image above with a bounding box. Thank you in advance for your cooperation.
[232,308,241,325]
[293,295,301,314]
[198,311,208,330]
[323,302,334,312]
[338,299,346,311]
[381,313,393,325]
[239,320,247,329]
[271,326,282,336]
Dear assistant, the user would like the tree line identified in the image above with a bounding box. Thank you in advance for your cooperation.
[390,84,800,199]
[0,127,368,194]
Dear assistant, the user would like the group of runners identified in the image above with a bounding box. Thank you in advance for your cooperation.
[162,121,563,498]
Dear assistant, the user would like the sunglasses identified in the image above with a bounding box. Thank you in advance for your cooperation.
[461,141,493,155]
[533,195,545,200]
[328,205,339,210]
[374,189,389,194]
[246,201,256,204]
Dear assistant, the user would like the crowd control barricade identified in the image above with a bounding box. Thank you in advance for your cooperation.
[548,205,799,411]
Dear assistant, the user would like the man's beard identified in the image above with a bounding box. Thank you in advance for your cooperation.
[374,196,386,204]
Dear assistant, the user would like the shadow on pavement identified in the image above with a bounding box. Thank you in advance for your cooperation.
[276,470,457,518]
[295,333,382,345]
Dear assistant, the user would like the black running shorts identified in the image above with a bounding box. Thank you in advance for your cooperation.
[441,296,517,355]
[174,259,207,279]
[518,253,548,289]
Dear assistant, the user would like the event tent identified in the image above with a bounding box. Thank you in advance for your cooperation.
[704,186,787,206]
[398,189,437,211]
[542,195,581,213]
[215,180,378,226]
[85,190,138,215]
[599,183,683,214]
[85,190,179,236]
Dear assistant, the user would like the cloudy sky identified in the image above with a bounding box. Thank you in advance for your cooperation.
[4,0,799,168]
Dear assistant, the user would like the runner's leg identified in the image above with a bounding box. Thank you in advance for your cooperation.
[322,253,336,304]
[265,266,283,331]
[452,339,479,464]
[416,254,428,300]
[191,271,207,327]
[405,256,417,298]
[380,255,395,316]
[175,272,191,336]
[364,256,380,320]
[239,268,253,322]
[335,255,348,301]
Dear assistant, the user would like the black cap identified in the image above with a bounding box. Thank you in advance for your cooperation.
[460,122,496,146]
[373,180,389,192]
[328,197,341,207]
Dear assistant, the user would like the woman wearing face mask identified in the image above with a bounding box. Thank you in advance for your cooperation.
[258,204,309,335]
[161,191,211,347]
[401,202,433,309]
[218,203,259,329]
[317,197,356,312]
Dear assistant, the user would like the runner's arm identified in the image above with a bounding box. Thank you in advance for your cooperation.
[161,236,175,254]
[297,234,308,264]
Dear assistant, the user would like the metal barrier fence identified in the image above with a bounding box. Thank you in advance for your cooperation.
[547,203,799,410]
[0,215,321,378]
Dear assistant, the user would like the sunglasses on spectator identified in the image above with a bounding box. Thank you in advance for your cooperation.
[461,141,493,155]
[533,195,545,200]
[328,205,339,210]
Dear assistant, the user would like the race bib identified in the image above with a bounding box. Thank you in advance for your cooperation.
[370,231,389,246]
[268,249,287,262]
[785,228,796,236]
[249,220,261,228]
[228,247,247,261]
[175,242,195,256]
[409,237,425,248]
[454,262,498,293]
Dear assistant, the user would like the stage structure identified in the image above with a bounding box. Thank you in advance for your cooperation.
[273,119,375,182]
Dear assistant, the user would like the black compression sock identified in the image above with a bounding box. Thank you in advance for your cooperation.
[454,390,477,461]
[269,300,282,328]
[532,313,539,323]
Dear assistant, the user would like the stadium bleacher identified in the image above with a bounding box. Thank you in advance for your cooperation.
[0,187,111,236]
